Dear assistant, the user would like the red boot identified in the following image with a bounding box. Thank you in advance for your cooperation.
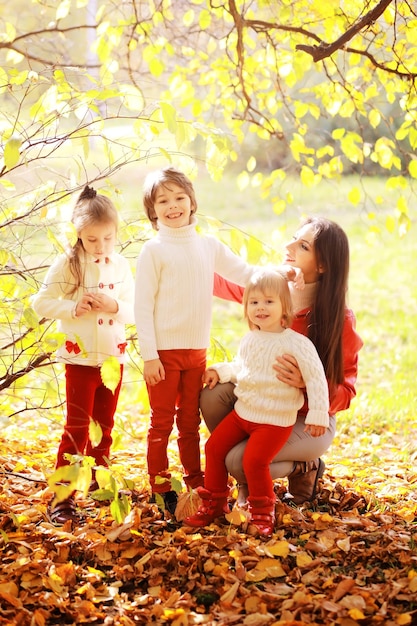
[183,487,229,527]
[248,496,276,537]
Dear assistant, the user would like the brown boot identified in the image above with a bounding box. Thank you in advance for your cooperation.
[183,487,229,527]
[48,496,78,525]
[248,496,276,537]
[285,458,325,505]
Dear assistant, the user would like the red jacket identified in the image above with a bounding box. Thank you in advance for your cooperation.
[213,273,363,415]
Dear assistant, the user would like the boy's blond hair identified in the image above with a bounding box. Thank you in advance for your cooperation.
[143,166,197,230]
[243,269,294,330]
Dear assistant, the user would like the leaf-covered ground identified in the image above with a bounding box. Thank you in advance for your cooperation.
[1,412,416,626]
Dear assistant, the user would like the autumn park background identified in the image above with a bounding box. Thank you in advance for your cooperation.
[1,1,417,625]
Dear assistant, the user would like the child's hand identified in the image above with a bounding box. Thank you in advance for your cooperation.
[87,292,118,314]
[202,368,219,389]
[144,359,165,386]
[75,293,118,316]
[75,294,95,317]
[304,424,326,438]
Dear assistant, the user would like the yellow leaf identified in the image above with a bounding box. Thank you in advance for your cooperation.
[348,187,361,206]
[237,171,250,191]
[369,109,381,129]
[56,0,70,20]
[160,101,177,133]
[265,564,286,578]
[408,159,417,179]
[100,356,121,393]
[266,540,290,558]
[183,9,194,27]
[296,551,313,567]
[254,557,286,577]
[89,419,103,448]
[149,57,165,77]
[246,569,267,582]
[199,9,211,29]
[349,608,365,620]
[225,508,249,525]
[4,137,21,169]
[247,156,256,172]
[396,614,412,625]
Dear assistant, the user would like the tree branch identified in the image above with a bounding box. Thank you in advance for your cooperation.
[296,0,395,61]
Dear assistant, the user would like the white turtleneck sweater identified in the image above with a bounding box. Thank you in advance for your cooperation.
[134,217,255,362]
[211,327,329,428]
[289,280,317,313]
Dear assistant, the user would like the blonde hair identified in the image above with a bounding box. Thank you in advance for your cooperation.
[143,166,197,230]
[66,186,119,295]
[243,270,294,331]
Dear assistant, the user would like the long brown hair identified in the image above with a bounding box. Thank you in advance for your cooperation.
[304,216,349,390]
[66,186,119,295]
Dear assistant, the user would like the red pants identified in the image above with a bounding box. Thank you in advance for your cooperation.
[56,363,123,468]
[146,349,206,492]
[204,409,293,500]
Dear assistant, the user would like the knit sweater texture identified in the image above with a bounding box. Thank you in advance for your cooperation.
[134,217,255,361]
[212,328,330,428]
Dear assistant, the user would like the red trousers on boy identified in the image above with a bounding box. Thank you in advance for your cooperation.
[146,349,206,493]
[56,363,123,468]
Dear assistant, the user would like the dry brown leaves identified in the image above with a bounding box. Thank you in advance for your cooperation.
[1,433,417,626]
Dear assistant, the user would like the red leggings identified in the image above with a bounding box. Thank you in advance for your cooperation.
[204,409,293,500]
[56,363,123,468]
[146,349,206,492]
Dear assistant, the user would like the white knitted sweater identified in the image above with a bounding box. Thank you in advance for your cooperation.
[211,328,330,428]
[134,217,255,361]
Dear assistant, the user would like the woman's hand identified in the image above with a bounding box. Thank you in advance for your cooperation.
[273,354,305,388]
[202,368,220,389]
[143,359,165,386]
[282,265,305,290]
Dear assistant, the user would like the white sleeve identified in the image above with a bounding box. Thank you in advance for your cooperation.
[295,335,330,428]
[134,246,160,362]
[31,256,75,321]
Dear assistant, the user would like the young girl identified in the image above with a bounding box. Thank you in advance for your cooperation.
[184,269,329,536]
[32,185,135,525]
[201,217,363,506]
[134,166,259,514]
